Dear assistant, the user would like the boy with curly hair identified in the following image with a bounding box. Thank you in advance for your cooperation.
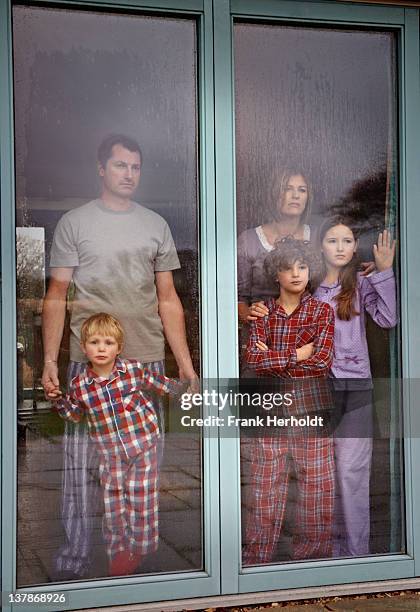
[243,238,335,565]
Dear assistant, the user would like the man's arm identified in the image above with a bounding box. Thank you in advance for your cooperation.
[41,267,74,398]
[155,270,196,381]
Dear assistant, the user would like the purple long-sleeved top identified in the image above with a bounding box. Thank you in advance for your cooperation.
[313,268,397,382]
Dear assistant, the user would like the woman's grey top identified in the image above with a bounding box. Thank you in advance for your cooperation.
[237,224,311,304]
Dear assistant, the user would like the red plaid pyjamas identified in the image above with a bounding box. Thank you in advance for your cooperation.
[56,357,179,559]
[99,445,158,558]
[242,293,335,565]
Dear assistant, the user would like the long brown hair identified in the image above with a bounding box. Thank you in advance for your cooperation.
[318,216,360,321]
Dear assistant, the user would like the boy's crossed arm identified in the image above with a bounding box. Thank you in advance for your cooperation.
[246,306,334,378]
[245,317,299,375]
[255,340,313,363]
[285,307,334,378]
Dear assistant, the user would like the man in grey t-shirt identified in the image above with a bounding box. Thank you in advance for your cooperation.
[42,134,196,579]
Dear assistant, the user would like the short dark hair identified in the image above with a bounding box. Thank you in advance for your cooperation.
[97,134,142,168]
[264,237,322,291]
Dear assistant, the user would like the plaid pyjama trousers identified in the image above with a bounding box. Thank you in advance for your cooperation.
[99,445,159,559]
[242,432,335,565]
[55,359,165,577]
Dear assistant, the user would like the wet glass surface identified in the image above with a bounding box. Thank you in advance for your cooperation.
[234,22,404,566]
[13,4,202,585]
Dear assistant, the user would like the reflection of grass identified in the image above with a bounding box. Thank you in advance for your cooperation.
[26,411,65,439]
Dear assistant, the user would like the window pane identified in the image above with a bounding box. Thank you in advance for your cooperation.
[234,21,403,566]
[14,4,202,585]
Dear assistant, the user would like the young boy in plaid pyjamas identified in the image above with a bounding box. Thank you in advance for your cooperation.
[53,313,180,576]
[242,238,335,565]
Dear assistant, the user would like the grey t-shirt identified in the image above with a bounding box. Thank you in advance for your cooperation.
[50,199,180,363]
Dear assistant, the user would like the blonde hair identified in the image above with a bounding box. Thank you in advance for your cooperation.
[80,313,124,347]
[270,168,312,224]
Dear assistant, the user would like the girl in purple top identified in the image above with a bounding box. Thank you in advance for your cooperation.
[314,215,397,557]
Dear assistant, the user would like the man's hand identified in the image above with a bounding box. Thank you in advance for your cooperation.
[41,362,62,399]
[296,342,314,362]
[179,366,199,393]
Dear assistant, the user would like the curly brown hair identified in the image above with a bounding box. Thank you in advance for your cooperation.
[264,237,322,293]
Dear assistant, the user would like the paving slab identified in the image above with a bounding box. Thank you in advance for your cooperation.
[159,469,201,491]
[264,607,325,611]
[326,595,420,610]
[166,486,202,509]
[159,490,191,512]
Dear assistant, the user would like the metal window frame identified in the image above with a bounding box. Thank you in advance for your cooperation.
[1,0,420,609]
[0,0,220,610]
[214,0,420,596]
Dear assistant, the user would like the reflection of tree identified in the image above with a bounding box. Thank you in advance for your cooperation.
[326,168,388,236]
[16,231,45,377]
[16,233,44,300]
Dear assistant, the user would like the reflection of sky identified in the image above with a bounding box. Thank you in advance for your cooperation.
[13,5,198,251]
[16,227,46,296]
[234,24,396,232]
[16,227,45,242]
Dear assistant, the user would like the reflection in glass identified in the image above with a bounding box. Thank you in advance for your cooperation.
[235,22,403,566]
[13,5,201,585]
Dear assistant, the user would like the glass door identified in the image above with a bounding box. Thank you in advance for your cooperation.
[236,16,403,561]
[2,0,219,609]
[216,0,420,596]
[2,0,420,609]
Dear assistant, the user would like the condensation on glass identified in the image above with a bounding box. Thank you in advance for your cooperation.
[234,21,404,566]
[13,4,202,585]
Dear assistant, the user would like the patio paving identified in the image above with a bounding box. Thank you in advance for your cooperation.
[17,405,203,586]
[16,404,403,590]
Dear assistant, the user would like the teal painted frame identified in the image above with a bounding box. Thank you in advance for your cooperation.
[214,0,241,596]
[0,0,15,605]
[214,0,420,596]
[0,0,220,610]
[2,0,420,608]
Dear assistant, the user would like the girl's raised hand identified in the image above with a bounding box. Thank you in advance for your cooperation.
[373,229,396,272]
